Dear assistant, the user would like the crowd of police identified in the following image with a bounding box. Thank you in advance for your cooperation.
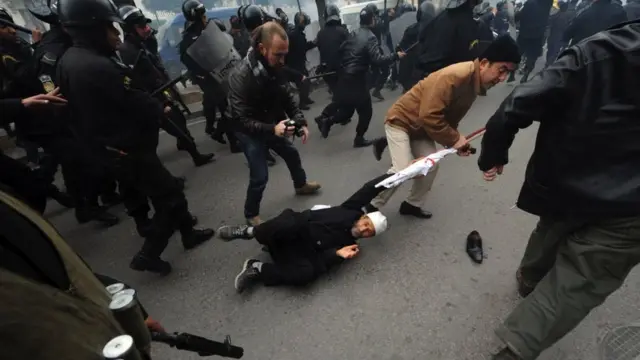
[1,0,639,358]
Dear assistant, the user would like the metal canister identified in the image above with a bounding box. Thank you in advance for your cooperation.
[102,335,142,360]
[114,288,136,300]
[105,283,126,297]
[109,294,151,353]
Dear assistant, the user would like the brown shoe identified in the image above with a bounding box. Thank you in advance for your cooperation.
[246,216,263,226]
[295,181,321,195]
[516,268,536,298]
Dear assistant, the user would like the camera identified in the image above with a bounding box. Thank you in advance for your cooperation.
[285,119,305,137]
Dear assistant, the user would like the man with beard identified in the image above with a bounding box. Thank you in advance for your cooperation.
[56,0,214,274]
[218,174,391,293]
[228,21,321,226]
[119,4,214,166]
[481,20,640,360]
[368,35,520,219]
[180,0,240,153]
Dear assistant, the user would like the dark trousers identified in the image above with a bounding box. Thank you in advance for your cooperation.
[545,39,564,67]
[0,153,49,213]
[202,91,237,145]
[289,66,311,103]
[260,247,319,286]
[235,133,307,219]
[384,35,398,82]
[370,64,390,92]
[330,75,373,137]
[162,105,202,159]
[112,151,192,258]
[496,216,640,359]
[320,74,340,119]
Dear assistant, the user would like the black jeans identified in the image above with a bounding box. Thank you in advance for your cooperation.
[112,151,192,258]
[235,132,307,219]
[331,75,373,137]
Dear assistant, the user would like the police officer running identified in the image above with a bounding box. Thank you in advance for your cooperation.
[285,11,316,110]
[56,0,214,275]
[118,4,215,166]
[316,5,405,148]
[227,21,321,226]
[180,0,240,153]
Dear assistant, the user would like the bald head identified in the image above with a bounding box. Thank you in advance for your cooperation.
[253,21,289,68]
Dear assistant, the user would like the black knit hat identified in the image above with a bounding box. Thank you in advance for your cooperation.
[475,35,521,64]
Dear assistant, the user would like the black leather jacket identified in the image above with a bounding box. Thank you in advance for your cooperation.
[227,48,306,136]
[478,20,640,218]
[339,27,398,77]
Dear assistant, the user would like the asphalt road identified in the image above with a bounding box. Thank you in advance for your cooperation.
[46,77,640,360]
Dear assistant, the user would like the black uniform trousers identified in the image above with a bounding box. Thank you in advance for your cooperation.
[288,65,311,103]
[328,74,373,137]
[202,89,237,144]
[111,151,192,258]
[0,153,49,213]
[370,64,390,93]
[163,105,198,152]
[384,35,398,83]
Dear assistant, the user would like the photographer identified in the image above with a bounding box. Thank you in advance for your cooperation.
[227,21,321,227]
[217,173,392,293]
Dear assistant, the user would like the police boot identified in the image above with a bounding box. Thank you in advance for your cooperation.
[371,89,384,101]
[353,135,373,148]
[180,142,215,167]
[372,137,388,161]
[181,228,215,250]
[100,191,123,208]
[314,115,331,139]
[130,253,172,275]
[211,127,227,145]
[47,184,75,208]
[75,202,119,227]
[134,215,153,238]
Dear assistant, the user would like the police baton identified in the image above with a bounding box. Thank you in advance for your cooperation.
[401,41,419,53]
[151,74,189,97]
[0,18,33,34]
[305,71,336,81]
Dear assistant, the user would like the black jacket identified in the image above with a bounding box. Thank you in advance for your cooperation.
[180,23,224,95]
[626,0,640,20]
[340,27,398,77]
[547,9,574,44]
[478,20,640,218]
[230,29,251,58]
[563,0,628,44]
[316,22,349,71]
[285,26,316,70]
[119,34,169,97]
[227,48,306,136]
[57,42,162,154]
[254,173,392,272]
[516,0,553,39]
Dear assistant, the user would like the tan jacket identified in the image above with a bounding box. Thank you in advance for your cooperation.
[385,60,483,147]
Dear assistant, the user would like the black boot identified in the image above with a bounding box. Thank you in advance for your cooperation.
[47,185,75,208]
[399,201,432,219]
[100,192,122,208]
[181,228,215,250]
[372,137,388,161]
[371,90,384,101]
[315,116,331,139]
[353,136,372,148]
[75,204,119,227]
[134,216,153,238]
[192,153,215,167]
[211,128,227,144]
[130,253,172,275]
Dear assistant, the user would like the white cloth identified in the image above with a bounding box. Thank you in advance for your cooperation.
[375,148,458,189]
[366,211,388,234]
[310,204,332,211]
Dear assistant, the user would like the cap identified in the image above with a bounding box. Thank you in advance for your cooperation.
[478,34,521,64]
[366,211,388,235]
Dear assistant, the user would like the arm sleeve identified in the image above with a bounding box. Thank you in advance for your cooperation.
[227,69,275,135]
[0,98,24,125]
[282,84,306,126]
[341,174,395,210]
[418,73,461,147]
[366,36,398,66]
[478,49,581,171]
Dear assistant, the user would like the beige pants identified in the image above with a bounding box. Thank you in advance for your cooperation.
[371,124,439,209]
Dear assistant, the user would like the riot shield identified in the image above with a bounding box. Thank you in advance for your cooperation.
[389,11,416,48]
[184,22,242,88]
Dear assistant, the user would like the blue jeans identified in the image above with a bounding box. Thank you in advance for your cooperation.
[235,132,307,219]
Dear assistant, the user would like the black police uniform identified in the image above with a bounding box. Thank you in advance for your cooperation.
[118,16,214,165]
[229,15,251,58]
[317,7,399,148]
[285,12,315,107]
[57,0,213,274]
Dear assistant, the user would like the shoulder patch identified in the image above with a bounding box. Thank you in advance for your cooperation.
[1,54,17,66]
[124,76,132,89]
[38,75,56,93]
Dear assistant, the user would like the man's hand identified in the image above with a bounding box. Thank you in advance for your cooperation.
[483,165,504,181]
[336,244,360,259]
[301,75,307,82]
[31,29,43,43]
[21,88,67,108]
[396,51,407,59]
[456,144,474,157]
[164,106,172,114]
[274,119,295,137]
[301,126,309,144]
[452,135,468,150]
[145,317,166,334]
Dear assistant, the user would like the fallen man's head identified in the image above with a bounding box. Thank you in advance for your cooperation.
[352,211,388,238]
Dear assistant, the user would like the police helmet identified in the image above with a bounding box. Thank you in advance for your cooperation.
[212,17,226,32]
[359,5,376,25]
[118,5,150,29]
[182,0,205,22]
[275,8,289,27]
[0,7,14,23]
[294,12,310,27]
[418,1,436,21]
[59,0,124,27]
[325,4,341,23]
[230,14,242,29]
[240,5,265,32]
[28,0,61,24]
[364,3,379,14]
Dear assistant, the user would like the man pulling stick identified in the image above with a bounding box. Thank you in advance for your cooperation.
[217,174,394,293]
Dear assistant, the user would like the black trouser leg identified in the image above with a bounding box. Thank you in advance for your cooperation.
[355,95,373,138]
[164,108,200,159]
[0,153,48,213]
[294,68,311,103]
[202,94,216,134]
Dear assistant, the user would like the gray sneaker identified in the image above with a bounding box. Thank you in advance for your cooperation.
[217,225,252,241]
[235,259,261,293]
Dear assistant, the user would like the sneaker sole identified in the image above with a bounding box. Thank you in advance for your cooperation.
[216,225,235,241]
[234,259,253,292]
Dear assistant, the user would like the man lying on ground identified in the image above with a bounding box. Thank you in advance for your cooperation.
[217,174,393,292]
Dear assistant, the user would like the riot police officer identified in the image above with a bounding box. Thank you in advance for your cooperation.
[118,4,214,166]
[285,11,316,109]
[57,0,214,275]
[366,3,390,101]
[229,14,250,58]
[180,0,240,153]
[314,4,349,125]
[316,5,405,148]
[1,6,120,225]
